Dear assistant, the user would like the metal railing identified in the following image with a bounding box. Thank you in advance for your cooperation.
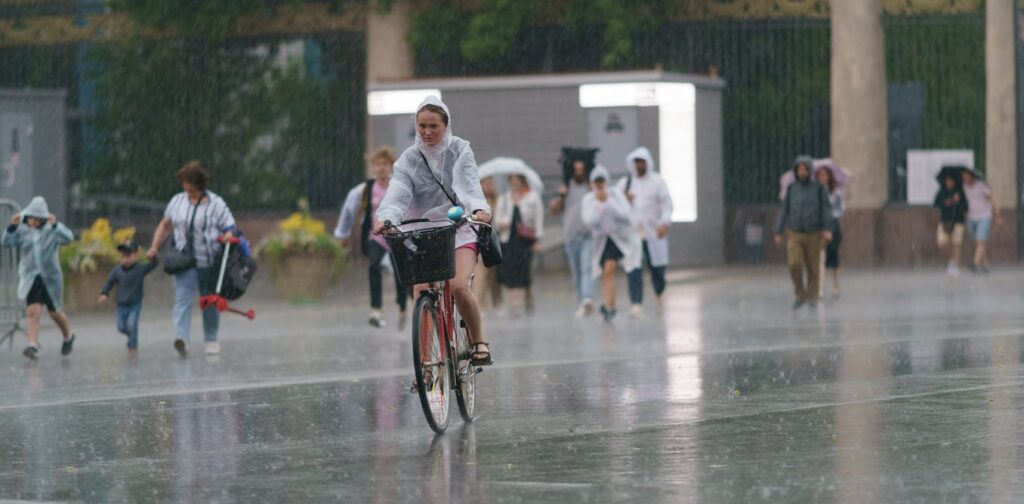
[0,199,23,348]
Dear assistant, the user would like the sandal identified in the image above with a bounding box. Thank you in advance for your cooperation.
[470,342,493,366]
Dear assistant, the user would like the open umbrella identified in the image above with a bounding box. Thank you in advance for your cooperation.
[779,158,852,200]
[934,165,982,186]
[479,157,545,192]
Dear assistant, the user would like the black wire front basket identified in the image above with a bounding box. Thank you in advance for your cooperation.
[384,223,457,287]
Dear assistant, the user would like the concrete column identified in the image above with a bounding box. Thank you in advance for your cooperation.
[986,0,1017,208]
[366,0,414,83]
[831,0,888,210]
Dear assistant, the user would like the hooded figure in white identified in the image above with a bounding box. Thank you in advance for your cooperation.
[376,96,490,249]
[2,196,74,311]
[582,166,642,278]
[616,147,673,267]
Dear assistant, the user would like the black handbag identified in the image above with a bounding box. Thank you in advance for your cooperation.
[163,194,202,275]
[419,151,503,267]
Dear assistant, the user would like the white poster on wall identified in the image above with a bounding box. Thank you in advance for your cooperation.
[906,149,974,205]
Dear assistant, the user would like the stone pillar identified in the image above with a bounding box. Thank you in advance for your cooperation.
[366,0,414,83]
[831,0,888,265]
[831,0,888,209]
[986,0,1017,209]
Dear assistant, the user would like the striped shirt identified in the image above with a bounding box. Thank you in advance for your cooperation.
[164,191,236,268]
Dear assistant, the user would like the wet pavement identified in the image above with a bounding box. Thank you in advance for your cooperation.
[2,267,1024,502]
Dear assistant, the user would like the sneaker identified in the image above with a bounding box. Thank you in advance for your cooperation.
[629,304,643,318]
[204,342,221,355]
[600,305,617,322]
[174,338,188,357]
[792,300,805,310]
[575,299,594,318]
[60,334,76,356]
[368,311,385,328]
[946,263,960,277]
[968,263,978,273]
[22,345,39,360]
[807,300,818,309]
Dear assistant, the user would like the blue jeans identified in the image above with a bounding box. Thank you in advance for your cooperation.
[117,302,142,349]
[564,236,595,304]
[628,241,667,305]
[173,267,219,344]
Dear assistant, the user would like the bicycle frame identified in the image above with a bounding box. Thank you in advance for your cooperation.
[420,279,457,379]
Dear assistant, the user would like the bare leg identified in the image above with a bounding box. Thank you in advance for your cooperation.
[452,248,484,345]
[974,241,988,268]
[832,268,840,292]
[25,304,42,347]
[603,260,617,309]
[48,311,72,339]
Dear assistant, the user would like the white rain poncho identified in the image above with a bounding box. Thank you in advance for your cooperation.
[582,166,641,277]
[1,196,74,311]
[376,96,490,248]
[615,146,673,267]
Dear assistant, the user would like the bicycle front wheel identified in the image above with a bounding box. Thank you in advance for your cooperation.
[412,294,450,433]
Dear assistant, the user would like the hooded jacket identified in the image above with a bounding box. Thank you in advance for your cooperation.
[615,146,673,267]
[774,156,833,235]
[376,96,490,248]
[2,196,74,310]
[582,166,641,277]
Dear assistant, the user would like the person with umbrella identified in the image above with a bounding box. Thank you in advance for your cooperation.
[933,167,968,276]
[815,163,846,299]
[774,156,833,309]
[494,173,543,315]
[961,169,1000,273]
[549,157,596,317]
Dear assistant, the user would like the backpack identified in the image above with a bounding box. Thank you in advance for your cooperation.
[217,243,257,301]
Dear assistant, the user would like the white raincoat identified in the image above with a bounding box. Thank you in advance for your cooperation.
[376,96,490,248]
[582,166,641,277]
[615,147,673,267]
[2,196,74,311]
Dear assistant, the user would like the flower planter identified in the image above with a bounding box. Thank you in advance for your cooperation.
[271,251,342,301]
[65,268,115,313]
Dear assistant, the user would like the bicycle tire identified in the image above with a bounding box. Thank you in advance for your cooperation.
[412,294,450,433]
[453,306,476,423]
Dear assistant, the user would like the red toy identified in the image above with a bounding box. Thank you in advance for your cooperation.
[198,236,255,320]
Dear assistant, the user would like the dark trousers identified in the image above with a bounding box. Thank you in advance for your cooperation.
[628,241,667,305]
[367,241,407,311]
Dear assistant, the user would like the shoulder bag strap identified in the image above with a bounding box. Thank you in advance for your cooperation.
[418,150,459,207]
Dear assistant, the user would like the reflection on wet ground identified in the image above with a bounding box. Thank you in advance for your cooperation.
[2,268,1024,501]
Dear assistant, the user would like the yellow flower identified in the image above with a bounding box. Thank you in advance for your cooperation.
[113,227,136,244]
[280,213,305,232]
[91,218,112,243]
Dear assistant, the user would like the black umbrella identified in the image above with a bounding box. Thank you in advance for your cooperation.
[935,165,967,186]
[559,147,599,185]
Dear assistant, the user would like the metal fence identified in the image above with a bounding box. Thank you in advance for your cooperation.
[0,199,23,348]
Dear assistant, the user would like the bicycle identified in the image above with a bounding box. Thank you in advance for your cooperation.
[382,208,489,434]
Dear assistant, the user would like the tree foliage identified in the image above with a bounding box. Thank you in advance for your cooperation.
[410,0,676,69]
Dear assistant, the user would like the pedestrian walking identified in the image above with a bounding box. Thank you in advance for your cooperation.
[98,239,158,354]
[147,160,237,357]
[961,169,1000,273]
[617,147,673,317]
[933,172,968,276]
[335,147,409,329]
[582,166,641,322]
[773,156,833,309]
[2,196,76,360]
[550,158,595,317]
[815,166,844,298]
[472,176,503,310]
[495,174,543,316]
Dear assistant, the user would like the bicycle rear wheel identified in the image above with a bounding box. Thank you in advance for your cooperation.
[453,306,476,423]
[412,294,450,433]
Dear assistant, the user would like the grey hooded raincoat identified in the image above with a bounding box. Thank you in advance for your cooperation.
[2,196,73,311]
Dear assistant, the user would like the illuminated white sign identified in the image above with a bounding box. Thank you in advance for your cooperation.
[579,82,698,223]
[367,89,442,116]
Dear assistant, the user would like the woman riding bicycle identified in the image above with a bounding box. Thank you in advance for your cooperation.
[374,96,493,366]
